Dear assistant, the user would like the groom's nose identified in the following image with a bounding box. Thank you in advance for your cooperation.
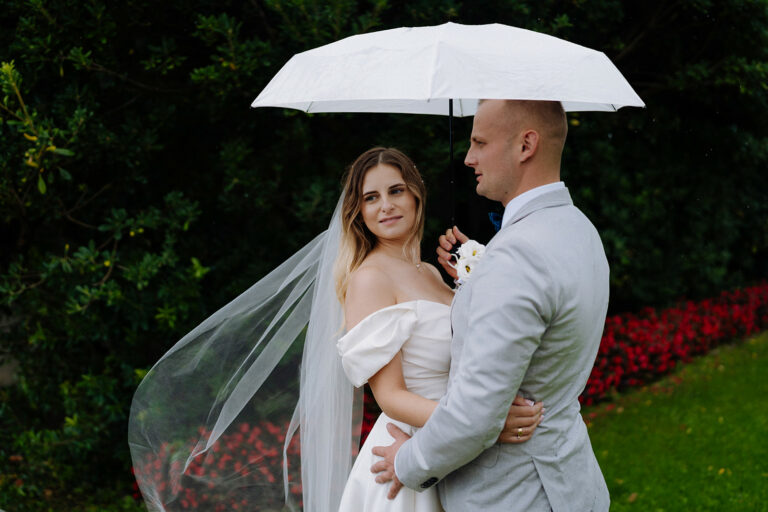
[465,149,477,168]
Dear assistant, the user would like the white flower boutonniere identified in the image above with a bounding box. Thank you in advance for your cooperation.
[451,239,486,287]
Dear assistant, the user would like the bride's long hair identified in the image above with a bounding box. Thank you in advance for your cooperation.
[334,147,426,304]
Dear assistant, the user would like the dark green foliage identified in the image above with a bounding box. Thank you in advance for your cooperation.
[0,0,767,509]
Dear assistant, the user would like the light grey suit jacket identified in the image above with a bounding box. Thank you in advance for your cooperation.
[394,188,610,511]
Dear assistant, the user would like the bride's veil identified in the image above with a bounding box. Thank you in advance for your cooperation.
[128,195,362,511]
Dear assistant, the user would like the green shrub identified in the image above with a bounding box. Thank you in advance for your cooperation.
[1,0,767,509]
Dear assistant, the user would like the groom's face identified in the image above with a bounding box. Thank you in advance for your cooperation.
[465,100,521,205]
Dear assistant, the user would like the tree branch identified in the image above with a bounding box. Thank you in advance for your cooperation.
[76,60,190,94]
[65,183,112,216]
[248,0,278,39]
[0,102,24,121]
[614,1,683,63]
[95,239,119,286]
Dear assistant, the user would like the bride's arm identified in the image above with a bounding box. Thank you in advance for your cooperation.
[368,353,437,428]
[345,266,542,436]
[344,267,437,427]
[368,357,544,435]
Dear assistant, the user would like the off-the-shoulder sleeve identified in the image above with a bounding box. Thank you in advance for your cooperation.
[336,302,419,387]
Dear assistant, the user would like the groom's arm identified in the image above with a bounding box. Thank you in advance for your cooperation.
[394,236,554,490]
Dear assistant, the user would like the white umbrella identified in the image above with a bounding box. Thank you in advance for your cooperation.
[251,21,644,115]
[251,22,644,219]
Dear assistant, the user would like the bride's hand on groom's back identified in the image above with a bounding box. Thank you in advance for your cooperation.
[436,226,470,279]
[497,396,544,444]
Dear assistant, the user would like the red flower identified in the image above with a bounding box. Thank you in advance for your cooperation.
[582,282,768,405]
[133,282,768,510]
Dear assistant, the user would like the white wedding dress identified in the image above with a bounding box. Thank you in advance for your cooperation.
[336,300,451,512]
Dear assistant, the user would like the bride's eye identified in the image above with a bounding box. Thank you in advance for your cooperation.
[363,194,377,202]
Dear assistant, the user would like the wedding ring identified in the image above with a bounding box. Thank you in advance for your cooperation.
[517,427,523,439]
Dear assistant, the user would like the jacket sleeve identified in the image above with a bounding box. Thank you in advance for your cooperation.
[394,236,555,489]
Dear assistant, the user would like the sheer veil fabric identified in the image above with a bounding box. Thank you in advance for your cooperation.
[129,196,362,511]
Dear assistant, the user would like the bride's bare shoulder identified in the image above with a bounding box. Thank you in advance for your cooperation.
[348,263,390,288]
[422,261,445,281]
[345,265,398,330]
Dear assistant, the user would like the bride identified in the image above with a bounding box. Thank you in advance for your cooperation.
[128,146,541,512]
[335,146,455,510]
[335,147,541,510]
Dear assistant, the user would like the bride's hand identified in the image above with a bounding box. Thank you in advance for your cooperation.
[497,395,544,444]
[436,226,470,279]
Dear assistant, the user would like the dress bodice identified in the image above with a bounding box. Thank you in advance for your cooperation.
[336,300,451,401]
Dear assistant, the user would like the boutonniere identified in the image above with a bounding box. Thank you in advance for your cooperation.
[450,240,486,287]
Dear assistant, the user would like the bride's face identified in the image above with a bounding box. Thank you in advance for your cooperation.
[360,163,417,244]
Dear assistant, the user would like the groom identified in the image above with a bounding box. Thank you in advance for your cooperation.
[372,99,611,510]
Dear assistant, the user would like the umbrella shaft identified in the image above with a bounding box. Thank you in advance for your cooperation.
[449,99,454,226]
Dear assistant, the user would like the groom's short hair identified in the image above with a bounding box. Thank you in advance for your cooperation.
[479,99,568,153]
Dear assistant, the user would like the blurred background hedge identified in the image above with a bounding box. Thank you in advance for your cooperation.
[1,0,767,509]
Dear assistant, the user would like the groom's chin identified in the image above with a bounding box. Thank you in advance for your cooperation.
[475,185,492,200]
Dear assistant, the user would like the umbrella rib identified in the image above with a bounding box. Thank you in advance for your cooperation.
[426,32,442,103]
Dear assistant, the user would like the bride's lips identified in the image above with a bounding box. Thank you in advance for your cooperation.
[379,215,403,225]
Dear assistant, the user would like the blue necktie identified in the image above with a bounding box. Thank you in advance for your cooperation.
[488,212,502,232]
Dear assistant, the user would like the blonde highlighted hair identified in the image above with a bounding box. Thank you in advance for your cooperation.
[334,147,426,305]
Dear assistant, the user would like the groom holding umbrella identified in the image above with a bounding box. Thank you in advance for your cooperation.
[372,98,611,511]
[252,22,643,511]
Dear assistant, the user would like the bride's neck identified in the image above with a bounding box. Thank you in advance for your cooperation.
[373,238,420,263]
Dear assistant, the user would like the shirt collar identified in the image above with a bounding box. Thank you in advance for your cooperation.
[501,182,565,229]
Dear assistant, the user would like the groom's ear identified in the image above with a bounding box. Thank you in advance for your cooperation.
[519,129,540,163]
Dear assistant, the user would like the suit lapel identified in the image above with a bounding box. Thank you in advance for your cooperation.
[500,187,573,233]
[450,188,572,353]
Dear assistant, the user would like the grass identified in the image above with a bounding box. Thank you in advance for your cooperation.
[583,331,768,511]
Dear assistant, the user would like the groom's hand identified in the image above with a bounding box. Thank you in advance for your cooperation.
[497,395,544,444]
[370,423,410,500]
[436,226,470,279]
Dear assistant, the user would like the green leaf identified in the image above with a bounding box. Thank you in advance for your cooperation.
[190,257,210,279]
[37,174,47,194]
[52,147,75,156]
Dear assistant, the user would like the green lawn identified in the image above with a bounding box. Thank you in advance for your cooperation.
[584,332,768,511]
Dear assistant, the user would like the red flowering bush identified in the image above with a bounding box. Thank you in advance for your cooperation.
[360,384,380,446]
[582,283,768,405]
[132,284,768,508]
[132,420,301,511]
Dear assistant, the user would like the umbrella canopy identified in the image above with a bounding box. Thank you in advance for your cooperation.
[251,21,644,115]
